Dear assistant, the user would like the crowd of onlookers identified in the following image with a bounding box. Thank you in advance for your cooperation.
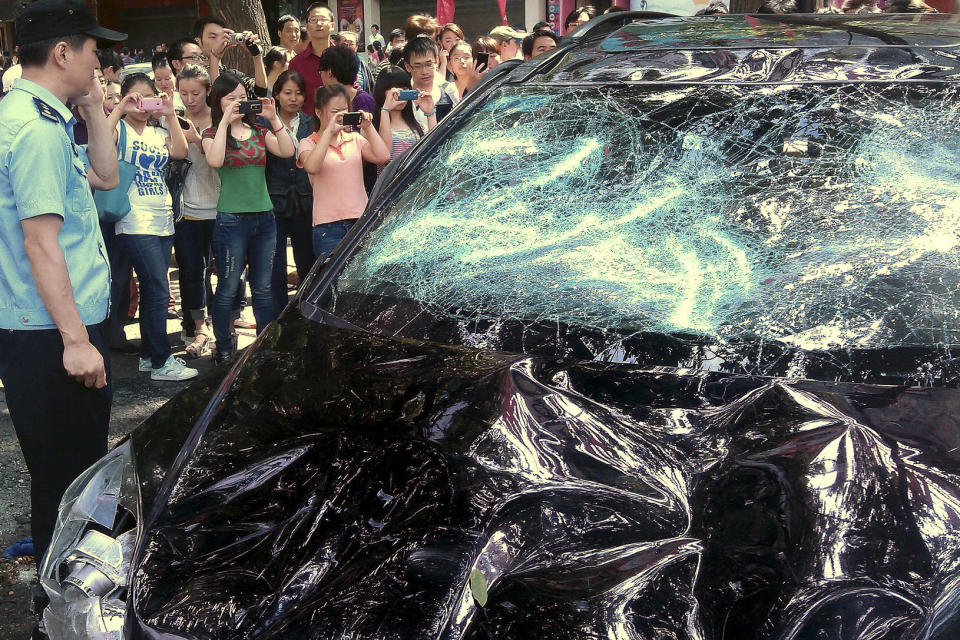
[0,0,941,379]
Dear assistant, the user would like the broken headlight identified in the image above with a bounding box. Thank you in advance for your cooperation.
[39,441,140,640]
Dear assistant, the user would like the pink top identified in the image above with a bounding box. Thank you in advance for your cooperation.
[298,131,369,226]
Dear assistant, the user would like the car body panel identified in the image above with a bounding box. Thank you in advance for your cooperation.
[127,313,960,638]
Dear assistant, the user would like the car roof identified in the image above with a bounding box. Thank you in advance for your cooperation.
[599,14,960,51]
[519,13,960,84]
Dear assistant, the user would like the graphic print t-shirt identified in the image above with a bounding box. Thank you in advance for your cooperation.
[201,124,273,213]
[116,121,174,236]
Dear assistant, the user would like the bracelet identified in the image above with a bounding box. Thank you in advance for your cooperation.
[271,125,284,134]
[423,109,436,117]
[381,107,391,112]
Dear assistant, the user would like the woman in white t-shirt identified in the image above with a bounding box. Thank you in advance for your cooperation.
[105,73,196,382]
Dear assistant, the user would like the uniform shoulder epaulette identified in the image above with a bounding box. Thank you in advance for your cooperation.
[33,97,60,123]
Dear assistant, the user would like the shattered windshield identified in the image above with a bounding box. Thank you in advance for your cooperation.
[324,81,960,373]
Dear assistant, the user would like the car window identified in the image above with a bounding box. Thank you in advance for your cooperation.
[322,82,960,366]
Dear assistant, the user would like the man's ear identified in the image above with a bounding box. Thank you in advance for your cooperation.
[52,41,71,68]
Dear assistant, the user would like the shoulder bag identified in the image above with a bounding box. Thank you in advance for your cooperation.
[93,121,138,223]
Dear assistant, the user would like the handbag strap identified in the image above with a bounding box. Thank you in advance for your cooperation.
[117,119,127,160]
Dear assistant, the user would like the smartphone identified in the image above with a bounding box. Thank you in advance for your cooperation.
[398,89,419,101]
[238,100,263,115]
[340,111,363,127]
[476,52,489,73]
[176,116,191,130]
[138,97,163,111]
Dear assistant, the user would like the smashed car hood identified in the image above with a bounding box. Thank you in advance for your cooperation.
[128,316,960,639]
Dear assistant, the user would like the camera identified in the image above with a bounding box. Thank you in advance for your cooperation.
[230,32,262,57]
[340,111,363,127]
[238,100,263,115]
[397,89,419,102]
[138,97,163,111]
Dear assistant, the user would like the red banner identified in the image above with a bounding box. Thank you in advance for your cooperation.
[497,0,508,25]
[437,0,455,25]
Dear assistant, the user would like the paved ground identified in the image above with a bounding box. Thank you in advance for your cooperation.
[0,266,266,638]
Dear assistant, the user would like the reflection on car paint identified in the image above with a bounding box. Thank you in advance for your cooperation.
[127,317,960,638]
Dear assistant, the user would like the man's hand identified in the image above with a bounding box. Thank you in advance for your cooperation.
[63,340,107,388]
[74,70,105,111]
[212,29,235,60]
[242,31,263,57]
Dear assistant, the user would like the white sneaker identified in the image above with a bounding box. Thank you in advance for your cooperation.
[151,355,199,382]
[138,358,151,372]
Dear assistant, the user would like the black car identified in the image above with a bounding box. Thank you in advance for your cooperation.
[40,13,960,640]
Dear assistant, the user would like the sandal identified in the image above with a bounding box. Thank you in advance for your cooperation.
[185,333,211,359]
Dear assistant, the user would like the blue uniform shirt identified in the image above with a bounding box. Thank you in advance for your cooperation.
[0,78,110,330]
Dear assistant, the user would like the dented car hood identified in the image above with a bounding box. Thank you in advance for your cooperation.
[126,313,960,639]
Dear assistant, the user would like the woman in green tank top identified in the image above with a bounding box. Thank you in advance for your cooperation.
[201,73,295,363]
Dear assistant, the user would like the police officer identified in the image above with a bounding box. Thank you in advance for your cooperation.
[0,0,125,592]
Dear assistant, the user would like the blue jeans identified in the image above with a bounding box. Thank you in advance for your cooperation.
[119,234,174,368]
[312,219,356,263]
[273,214,314,316]
[212,211,277,356]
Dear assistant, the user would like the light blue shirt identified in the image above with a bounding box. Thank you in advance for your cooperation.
[0,78,110,329]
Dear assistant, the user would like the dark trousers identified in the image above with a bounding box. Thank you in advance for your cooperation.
[121,234,175,369]
[272,214,314,316]
[174,218,215,337]
[0,322,112,570]
[100,221,132,346]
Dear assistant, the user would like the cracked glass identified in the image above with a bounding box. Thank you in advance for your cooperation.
[324,80,960,381]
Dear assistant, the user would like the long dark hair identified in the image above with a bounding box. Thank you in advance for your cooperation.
[208,73,256,146]
[373,66,423,138]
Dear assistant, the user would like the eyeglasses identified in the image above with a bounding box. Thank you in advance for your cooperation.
[409,62,435,71]
[306,17,333,25]
[450,55,473,64]
[182,54,209,62]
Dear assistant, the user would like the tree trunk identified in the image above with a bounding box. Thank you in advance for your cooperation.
[206,0,271,76]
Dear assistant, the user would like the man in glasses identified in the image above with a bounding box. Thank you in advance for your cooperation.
[403,36,458,128]
[289,1,336,114]
[168,38,207,76]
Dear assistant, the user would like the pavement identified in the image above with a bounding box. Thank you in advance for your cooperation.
[0,264,271,638]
